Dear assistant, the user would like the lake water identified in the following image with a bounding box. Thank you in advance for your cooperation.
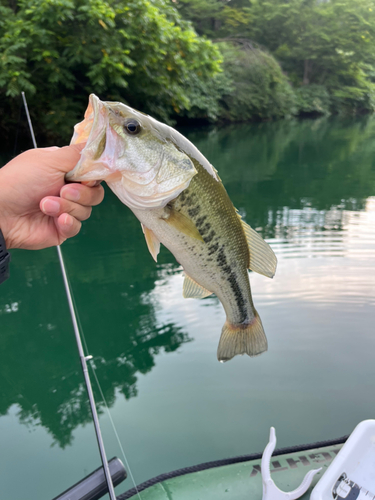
[1,117,375,499]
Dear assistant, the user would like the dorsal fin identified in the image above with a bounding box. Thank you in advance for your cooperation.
[239,217,277,278]
[183,274,213,299]
[141,223,160,262]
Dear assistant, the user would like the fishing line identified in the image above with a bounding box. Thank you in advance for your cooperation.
[90,368,143,500]
[21,92,117,500]
[66,273,143,500]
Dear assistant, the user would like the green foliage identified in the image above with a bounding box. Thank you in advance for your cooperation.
[175,0,224,37]
[329,64,375,114]
[295,84,331,116]
[240,0,375,114]
[177,69,233,121]
[175,0,250,38]
[176,0,375,117]
[2,0,375,139]
[217,43,296,122]
[0,0,222,142]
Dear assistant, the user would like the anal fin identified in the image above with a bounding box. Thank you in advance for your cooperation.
[183,274,213,299]
[141,223,160,262]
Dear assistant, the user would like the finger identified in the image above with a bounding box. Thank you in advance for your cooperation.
[4,143,85,175]
[81,181,102,187]
[40,197,92,221]
[55,213,82,240]
[39,143,86,174]
[60,183,104,207]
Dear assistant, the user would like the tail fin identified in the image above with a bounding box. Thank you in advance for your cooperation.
[217,311,268,362]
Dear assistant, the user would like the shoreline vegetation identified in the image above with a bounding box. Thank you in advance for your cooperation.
[1,0,375,145]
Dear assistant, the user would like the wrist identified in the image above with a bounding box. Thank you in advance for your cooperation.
[0,170,16,250]
[0,202,12,250]
[0,229,11,284]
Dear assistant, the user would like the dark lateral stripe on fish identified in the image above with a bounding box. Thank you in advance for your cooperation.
[203,230,216,244]
[195,215,208,228]
[179,190,199,208]
[208,242,219,255]
[216,246,248,323]
[199,222,211,235]
[188,206,201,218]
[180,192,249,322]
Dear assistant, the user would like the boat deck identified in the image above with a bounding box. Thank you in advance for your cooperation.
[119,439,345,500]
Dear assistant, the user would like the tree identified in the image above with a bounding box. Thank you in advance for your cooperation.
[217,42,296,122]
[243,0,375,113]
[0,0,222,143]
[176,0,375,115]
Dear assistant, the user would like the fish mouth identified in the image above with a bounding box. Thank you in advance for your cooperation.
[65,94,198,211]
[66,94,112,182]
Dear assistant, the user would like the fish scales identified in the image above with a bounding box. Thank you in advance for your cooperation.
[172,161,254,325]
[66,94,277,362]
[133,161,254,325]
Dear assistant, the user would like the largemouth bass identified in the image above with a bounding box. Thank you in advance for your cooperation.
[66,94,277,362]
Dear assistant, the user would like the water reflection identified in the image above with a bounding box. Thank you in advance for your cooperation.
[0,231,191,447]
[149,197,375,336]
[263,198,375,308]
[187,116,375,237]
[0,117,375,497]
[270,198,375,261]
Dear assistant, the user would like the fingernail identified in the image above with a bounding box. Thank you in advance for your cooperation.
[63,214,73,227]
[64,187,80,201]
[42,199,60,215]
[82,181,97,187]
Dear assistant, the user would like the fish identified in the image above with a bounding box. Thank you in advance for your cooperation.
[66,94,277,362]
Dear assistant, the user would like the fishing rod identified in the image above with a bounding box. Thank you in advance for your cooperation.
[21,92,117,500]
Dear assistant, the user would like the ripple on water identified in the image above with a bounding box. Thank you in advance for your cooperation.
[268,197,375,261]
[256,197,375,308]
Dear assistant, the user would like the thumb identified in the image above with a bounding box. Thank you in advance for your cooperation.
[46,143,86,174]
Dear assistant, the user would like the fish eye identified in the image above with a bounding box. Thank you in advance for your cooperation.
[124,119,141,135]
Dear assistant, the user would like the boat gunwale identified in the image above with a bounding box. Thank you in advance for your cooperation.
[117,435,348,499]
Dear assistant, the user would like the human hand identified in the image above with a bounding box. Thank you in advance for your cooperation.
[0,144,104,250]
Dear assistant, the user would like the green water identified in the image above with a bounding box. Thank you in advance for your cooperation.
[1,117,375,499]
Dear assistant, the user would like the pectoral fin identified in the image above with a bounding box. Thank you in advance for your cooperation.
[164,209,204,242]
[183,274,213,299]
[240,217,277,278]
[141,223,160,262]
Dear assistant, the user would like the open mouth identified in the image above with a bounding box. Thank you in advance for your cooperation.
[71,94,101,145]
[65,94,111,183]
